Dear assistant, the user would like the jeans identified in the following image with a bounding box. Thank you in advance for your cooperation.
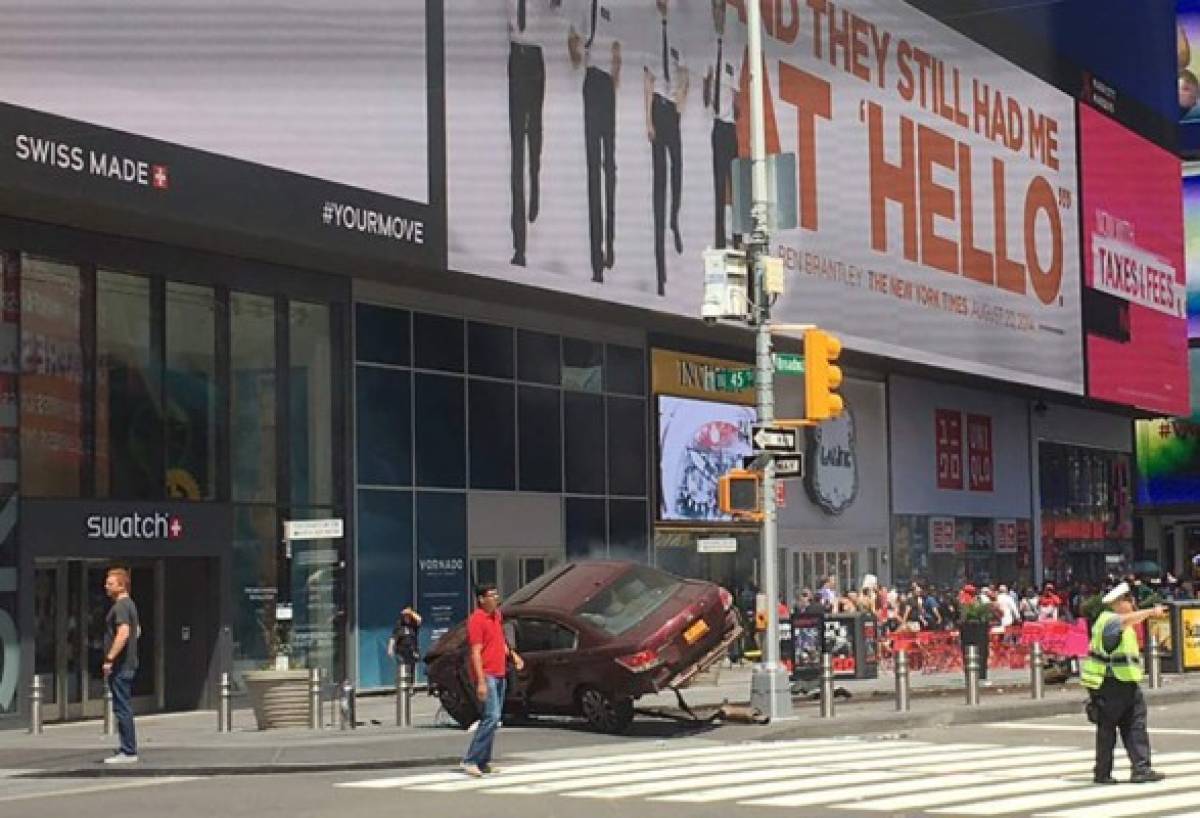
[108,669,137,756]
[463,675,505,769]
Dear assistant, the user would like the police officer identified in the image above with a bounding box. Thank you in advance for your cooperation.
[507,0,561,267]
[702,0,740,250]
[1081,581,1167,785]
[644,0,688,297]
[569,0,620,283]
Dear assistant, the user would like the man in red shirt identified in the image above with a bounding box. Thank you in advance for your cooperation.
[462,583,523,777]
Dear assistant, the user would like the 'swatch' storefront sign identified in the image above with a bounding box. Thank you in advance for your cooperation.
[85,511,183,541]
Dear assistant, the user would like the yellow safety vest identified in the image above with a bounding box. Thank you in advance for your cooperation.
[1080,610,1143,689]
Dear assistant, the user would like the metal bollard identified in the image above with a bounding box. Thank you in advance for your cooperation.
[309,668,322,730]
[894,650,910,712]
[965,644,980,706]
[1030,642,1045,700]
[218,672,232,732]
[29,676,44,735]
[1148,634,1162,690]
[396,663,413,728]
[103,679,115,735]
[819,653,836,719]
[339,679,357,730]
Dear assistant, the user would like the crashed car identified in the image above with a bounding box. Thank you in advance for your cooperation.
[424,560,742,733]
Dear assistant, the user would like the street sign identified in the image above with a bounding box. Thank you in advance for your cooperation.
[774,455,804,478]
[714,368,754,391]
[697,537,738,554]
[752,425,798,453]
[774,353,805,375]
[283,518,344,541]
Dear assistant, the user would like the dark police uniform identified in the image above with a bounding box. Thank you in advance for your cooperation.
[646,4,686,296]
[704,9,739,250]
[1081,609,1155,783]
[507,0,558,267]
[571,0,618,282]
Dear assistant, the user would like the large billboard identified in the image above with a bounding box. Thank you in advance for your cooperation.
[445,0,1083,393]
[0,0,436,266]
[1079,104,1188,416]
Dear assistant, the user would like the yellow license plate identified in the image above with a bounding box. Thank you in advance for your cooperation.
[684,619,710,644]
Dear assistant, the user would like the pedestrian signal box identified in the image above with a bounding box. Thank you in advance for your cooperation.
[718,469,762,520]
[804,327,844,422]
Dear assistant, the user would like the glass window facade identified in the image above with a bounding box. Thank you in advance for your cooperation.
[231,292,277,503]
[95,271,158,499]
[166,282,217,500]
[353,303,650,687]
[19,258,85,498]
[289,302,333,506]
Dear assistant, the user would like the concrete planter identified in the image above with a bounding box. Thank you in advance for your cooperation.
[243,669,312,730]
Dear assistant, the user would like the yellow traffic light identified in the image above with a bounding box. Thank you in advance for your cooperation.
[718,469,762,520]
[804,328,844,421]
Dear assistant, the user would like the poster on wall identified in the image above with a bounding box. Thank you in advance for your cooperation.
[445,0,1083,394]
[935,410,963,490]
[658,395,755,523]
[966,414,994,492]
[1079,104,1187,416]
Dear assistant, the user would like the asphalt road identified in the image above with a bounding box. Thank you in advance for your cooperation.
[5,697,1200,818]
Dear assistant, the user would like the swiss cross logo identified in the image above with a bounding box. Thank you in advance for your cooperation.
[168,516,183,539]
[152,164,169,190]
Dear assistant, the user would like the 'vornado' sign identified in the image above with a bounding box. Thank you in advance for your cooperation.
[85,512,183,541]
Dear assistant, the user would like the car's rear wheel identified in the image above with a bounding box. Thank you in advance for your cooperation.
[578,686,634,734]
[437,685,479,729]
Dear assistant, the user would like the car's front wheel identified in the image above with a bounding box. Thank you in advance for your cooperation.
[437,685,479,729]
[578,686,634,734]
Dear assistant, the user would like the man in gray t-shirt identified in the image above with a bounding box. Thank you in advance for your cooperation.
[102,568,140,763]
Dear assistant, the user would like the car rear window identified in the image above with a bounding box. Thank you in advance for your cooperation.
[575,565,682,636]
[505,563,574,606]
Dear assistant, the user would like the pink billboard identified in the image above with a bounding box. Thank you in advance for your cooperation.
[1079,104,1188,416]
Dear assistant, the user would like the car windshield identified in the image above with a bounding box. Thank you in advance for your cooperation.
[575,565,683,636]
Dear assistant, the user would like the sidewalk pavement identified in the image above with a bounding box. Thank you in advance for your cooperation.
[2,665,1197,777]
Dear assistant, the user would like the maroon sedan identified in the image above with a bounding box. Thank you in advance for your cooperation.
[424,561,742,733]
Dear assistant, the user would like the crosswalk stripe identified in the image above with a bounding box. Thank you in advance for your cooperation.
[651,769,919,804]
[566,748,1094,801]
[853,775,1092,812]
[415,741,960,794]
[744,772,1006,808]
[983,723,1200,737]
[903,749,1093,774]
[408,739,943,793]
[1045,788,1200,818]
[506,743,926,798]
[931,760,1200,815]
[335,737,859,789]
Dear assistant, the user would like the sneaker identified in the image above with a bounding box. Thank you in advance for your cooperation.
[466,720,479,733]
[460,762,483,778]
[480,764,498,775]
[103,753,139,765]
[1130,770,1166,784]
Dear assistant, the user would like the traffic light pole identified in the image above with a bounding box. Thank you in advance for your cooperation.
[746,0,792,722]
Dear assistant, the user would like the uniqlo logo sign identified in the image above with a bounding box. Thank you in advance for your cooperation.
[935,409,963,490]
[966,414,994,492]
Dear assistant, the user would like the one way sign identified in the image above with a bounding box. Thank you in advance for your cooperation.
[752,425,798,453]
[774,455,804,478]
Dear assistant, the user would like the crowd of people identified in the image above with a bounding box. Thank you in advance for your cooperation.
[788,572,1199,634]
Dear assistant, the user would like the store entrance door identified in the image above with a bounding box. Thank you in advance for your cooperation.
[33,559,163,721]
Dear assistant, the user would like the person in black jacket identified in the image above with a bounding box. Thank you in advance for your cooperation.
[388,606,423,670]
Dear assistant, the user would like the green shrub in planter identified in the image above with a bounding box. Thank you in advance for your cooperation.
[959,600,994,624]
